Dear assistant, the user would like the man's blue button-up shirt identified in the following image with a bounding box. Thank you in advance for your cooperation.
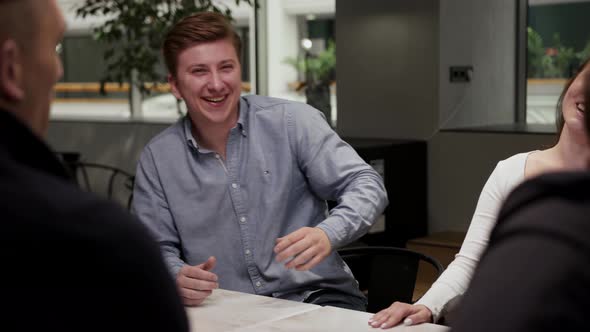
[132,95,388,301]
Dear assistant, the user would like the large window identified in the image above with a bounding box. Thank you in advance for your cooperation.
[53,0,337,125]
[261,0,336,127]
[526,0,590,125]
[270,14,336,127]
[54,34,131,119]
[53,0,255,121]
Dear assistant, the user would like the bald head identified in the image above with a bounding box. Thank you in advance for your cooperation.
[0,0,64,138]
[0,0,39,47]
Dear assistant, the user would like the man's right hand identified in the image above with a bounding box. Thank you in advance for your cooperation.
[176,256,219,306]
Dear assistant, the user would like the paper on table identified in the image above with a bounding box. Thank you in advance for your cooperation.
[236,305,450,332]
[185,289,321,332]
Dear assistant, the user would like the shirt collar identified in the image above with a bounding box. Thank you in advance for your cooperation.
[183,97,249,151]
[237,97,248,137]
[183,115,199,150]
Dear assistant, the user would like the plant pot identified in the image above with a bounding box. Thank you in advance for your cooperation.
[129,69,143,119]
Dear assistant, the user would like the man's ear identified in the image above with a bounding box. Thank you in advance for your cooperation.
[0,40,25,101]
[168,73,182,100]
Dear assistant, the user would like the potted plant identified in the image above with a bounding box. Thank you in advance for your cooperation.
[527,27,544,78]
[285,41,336,125]
[527,27,585,79]
[75,0,252,116]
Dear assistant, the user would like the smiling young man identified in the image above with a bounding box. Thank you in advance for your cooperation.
[133,12,388,311]
[0,0,187,330]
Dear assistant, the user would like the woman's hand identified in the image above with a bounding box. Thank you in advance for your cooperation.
[368,302,433,329]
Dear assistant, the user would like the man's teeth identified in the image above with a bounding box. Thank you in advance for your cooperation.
[577,103,585,112]
[205,96,225,102]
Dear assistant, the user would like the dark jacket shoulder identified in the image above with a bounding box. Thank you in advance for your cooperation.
[0,111,188,331]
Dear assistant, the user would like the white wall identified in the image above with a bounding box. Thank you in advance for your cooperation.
[265,1,299,97]
[334,0,558,235]
[337,0,517,132]
[438,0,517,128]
[336,0,439,140]
[428,131,553,232]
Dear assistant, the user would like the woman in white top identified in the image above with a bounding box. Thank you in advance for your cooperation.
[369,58,590,329]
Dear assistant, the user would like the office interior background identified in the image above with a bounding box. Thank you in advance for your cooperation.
[50,0,589,237]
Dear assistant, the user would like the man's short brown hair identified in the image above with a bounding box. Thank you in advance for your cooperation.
[163,11,242,76]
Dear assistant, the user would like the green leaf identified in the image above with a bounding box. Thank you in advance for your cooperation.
[104,48,114,61]
[73,0,252,108]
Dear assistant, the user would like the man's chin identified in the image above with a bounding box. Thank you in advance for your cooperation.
[202,106,238,122]
[192,110,231,125]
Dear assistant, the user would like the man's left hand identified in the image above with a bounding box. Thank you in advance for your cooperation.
[274,227,331,271]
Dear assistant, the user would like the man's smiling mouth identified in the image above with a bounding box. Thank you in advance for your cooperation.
[203,96,226,103]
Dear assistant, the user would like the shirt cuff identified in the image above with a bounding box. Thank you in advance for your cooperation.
[316,216,347,249]
[415,296,442,323]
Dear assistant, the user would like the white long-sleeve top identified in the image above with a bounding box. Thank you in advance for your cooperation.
[416,152,534,322]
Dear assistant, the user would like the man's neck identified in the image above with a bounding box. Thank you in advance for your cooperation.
[0,102,36,137]
[190,115,238,160]
[0,100,16,116]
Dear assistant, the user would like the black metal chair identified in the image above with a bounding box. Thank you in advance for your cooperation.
[70,161,135,210]
[338,246,444,313]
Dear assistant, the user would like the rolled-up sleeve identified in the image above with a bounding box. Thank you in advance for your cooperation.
[132,147,185,278]
[286,105,389,248]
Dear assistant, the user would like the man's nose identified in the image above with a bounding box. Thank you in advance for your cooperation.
[208,71,224,91]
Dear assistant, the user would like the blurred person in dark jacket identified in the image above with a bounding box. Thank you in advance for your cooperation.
[0,1,188,330]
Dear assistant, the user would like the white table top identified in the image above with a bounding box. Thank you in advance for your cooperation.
[186,289,450,332]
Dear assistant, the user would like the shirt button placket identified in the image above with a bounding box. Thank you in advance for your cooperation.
[228,180,259,291]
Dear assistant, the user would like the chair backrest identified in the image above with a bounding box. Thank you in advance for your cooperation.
[337,246,444,313]
[70,162,135,210]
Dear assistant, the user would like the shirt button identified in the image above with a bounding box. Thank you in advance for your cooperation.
[255,281,262,288]
[231,183,238,189]
[239,216,247,223]
[215,154,220,159]
[245,249,251,255]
